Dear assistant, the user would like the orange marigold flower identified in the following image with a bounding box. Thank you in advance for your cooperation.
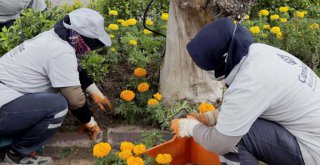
[120,141,135,151]
[127,156,144,165]
[120,90,135,101]
[156,153,172,164]
[119,150,132,160]
[134,68,147,77]
[153,92,163,101]
[148,99,159,106]
[133,144,146,155]
[198,102,215,113]
[93,142,112,158]
[137,82,149,93]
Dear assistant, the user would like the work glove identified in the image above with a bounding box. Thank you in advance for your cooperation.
[188,110,218,126]
[79,117,101,141]
[171,116,201,138]
[85,83,112,111]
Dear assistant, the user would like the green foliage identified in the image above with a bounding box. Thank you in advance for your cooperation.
[138,130,165,148]
[80,52,110,83]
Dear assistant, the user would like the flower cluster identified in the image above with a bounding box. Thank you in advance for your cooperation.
[156,153,172,164]
[137,82,150,93]
[120,90,135,101]
[108,24,119,31]
[198,102,215,113]
[134,68,147,77]
[93,142,112,158]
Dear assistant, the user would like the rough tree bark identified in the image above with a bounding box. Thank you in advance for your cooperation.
[160,0,254,105]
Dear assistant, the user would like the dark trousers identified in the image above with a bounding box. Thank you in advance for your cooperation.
[0,93,68,155]
[227,119,305,165]
[0,19,15,31]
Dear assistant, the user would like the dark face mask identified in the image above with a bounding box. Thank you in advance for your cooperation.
[81,36,105,51]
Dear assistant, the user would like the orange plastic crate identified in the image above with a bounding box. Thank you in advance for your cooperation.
[147,136,220,165]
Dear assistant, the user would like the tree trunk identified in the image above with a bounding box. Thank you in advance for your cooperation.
[160,0,254,105]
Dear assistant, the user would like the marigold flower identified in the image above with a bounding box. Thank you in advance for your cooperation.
[310,23,319,29]
[279,7,289,13]
[270,14,279,21]
[295,11,304,18]
[108,24,119,31]
[137,82,149,93]
[129,39,137,46]
[117,19,125,23]
[156,154,172,164]
[133,144,146,155]
[270,26,280,34]
[146,19,154,26]
[276,32,283,40]
[233,20,237,24]
[249,26,260,34]
[108,10,118,16]
[121,20,129,27]
[110,48,116,52]
[120,141,135,151]
[161,13,169,21]
[153,92,162,101]
[280,18,287,23]
[198,102,215,113]
[109,34,115,39]
[134,68,147,77]
[119,150,132,160]
[263,24,270,29]
[244,14,250,20]
[143,29,153,35]
[120,90,135,101]
[148,99,159,106]
[259,9,269,16]
[127,156,144,165]
[127,18,137,26]
[93,142,112,158]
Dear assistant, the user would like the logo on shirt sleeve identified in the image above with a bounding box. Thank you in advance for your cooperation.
[277,53,297,65]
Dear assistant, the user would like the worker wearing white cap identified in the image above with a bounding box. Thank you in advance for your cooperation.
[0,0,47,30]
[0,8,111,164]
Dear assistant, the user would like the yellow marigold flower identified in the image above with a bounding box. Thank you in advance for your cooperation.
[233,20,237,24]
[146,19,154,26]
[109,34,115,39]
[249,26,260,34]
[244,14,250,20]
[295,11,304,18]
[133,144,146,155]
[127,156,144,165]
[279,7,289,13]
[137,82,149,93]
[108,10,118,16]
[117,19,125,23]
[134,68,147,77]
[259,9,269,16]
[121,20,129,27]
[161,13,169,21]
[270,26,281,34]
[310,23,319,29]
[270,14,279,21]
[93,142,111,158]
[108,24,119,31]
[143,29,153,35]
[156,154,172,164]
[198,102,215,113]
[120,141,135,151]
[280,18,287,23]
[153,93,162,101]
[110,48,116,52]
[302,11,308,15]
[276,32,283,40]
[129,39,137,46]
[120,90,135,101]
[148,99,159,106]
[263,24,270,29]
[127,18,137,26]
[119,150,132,160]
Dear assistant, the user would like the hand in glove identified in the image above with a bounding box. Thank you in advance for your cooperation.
[85,83,112,111]
[171,116,201,138]
[188,110,218,126]
[79,117,101,140]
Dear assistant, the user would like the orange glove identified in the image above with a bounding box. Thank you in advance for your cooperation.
[79,117,101,141]
[171,116,200,138]
[85,83,112,111]
[188,110,218,126]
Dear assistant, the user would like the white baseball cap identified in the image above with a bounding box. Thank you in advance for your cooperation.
[63,8,112,46]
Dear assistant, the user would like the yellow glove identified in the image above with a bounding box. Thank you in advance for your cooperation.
[188,110,218,126]
[171,116,200,138]
[85,83,112,111]
[79,117,101,141]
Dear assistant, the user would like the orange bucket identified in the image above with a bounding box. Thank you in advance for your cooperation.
[147,136,220,165]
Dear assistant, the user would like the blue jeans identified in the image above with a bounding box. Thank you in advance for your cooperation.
[224,118,305,165]
[0,93,68,155]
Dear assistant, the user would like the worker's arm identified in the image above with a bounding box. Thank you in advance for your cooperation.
[60,86,86,110]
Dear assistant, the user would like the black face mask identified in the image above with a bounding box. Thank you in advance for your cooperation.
[81,35,105,51]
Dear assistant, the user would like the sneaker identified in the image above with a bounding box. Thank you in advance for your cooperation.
[3,150,53,165]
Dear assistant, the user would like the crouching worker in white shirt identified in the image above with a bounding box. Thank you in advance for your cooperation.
[0,8,112,165]
[171,18,320,165]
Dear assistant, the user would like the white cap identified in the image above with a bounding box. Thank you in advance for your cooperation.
[63,8,112,46]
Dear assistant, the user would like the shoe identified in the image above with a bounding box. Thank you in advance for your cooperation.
[3,150,53,165]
